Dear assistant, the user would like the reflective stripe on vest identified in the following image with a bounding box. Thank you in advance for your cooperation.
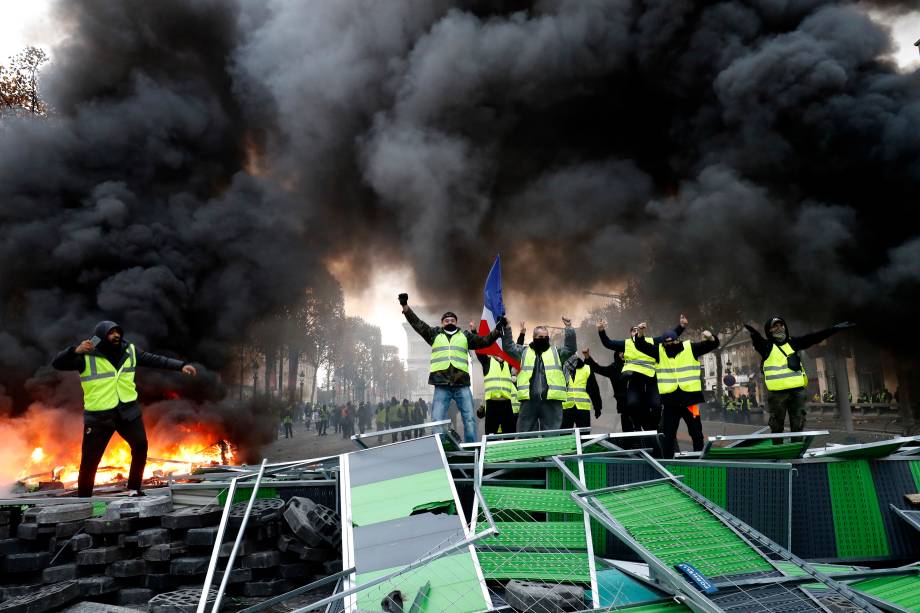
[622,338,656,377]
[429,332,469,374]
[511,391,520,414]
[762,342,807,391]
[656,341,702,394]
[484,358,515,400]
[516,346,567,401]
[563,364,592,410]
[80,343,138,411]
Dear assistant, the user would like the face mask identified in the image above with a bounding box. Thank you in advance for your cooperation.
[532,337,550,352]
[443,324,458,332]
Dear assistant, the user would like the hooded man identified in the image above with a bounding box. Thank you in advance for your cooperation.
[597,315,687,433]
[560,351,603,429]
[400,293,504,442]
[501,317,577,432]
[745,317,855,435]
[52,321,197,497]
[635,329,720,458]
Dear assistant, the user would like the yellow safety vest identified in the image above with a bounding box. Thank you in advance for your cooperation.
[429,331,469,374]
[511,391,520,414]
[563,364,592,410]
[656,341,702,394]
[516,346,568,401]
[763,343,807,391]
[622,338,657,377]
[484,358,515,400]
[79,344,138,411]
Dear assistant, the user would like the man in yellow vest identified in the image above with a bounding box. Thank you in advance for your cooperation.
[400,293,503,442]
[561,352,602,429]
[501,318,577,432]
[635,330,720,458]
[745,317,855,435]
[52,320,197,497]
[597,315,687,433]
[474,352,517,435]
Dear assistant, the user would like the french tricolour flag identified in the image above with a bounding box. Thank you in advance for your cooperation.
[475,255,520,370]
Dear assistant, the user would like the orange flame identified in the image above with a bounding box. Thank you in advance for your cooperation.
[2,404,236,490]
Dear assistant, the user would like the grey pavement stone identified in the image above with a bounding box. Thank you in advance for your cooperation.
[36,503,93,525]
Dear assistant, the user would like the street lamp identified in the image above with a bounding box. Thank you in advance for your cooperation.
[251,360,259,400]
[299,370,305,403]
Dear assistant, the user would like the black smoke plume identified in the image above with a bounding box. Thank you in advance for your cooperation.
[1,0,919,426]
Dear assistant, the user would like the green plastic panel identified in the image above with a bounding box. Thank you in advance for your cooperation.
[705,440,806,459]
[597,482,774,578]
[819,441,906,459]
[484,435,579,462]
[477,551,590,582]
[481,485,580,514]
[355,552,488,612]
[826,460,889,558]
[662,463,727,508]
[773,561,861,577]
[546,464,608,554]
[480,522,587,549]
[350,468,454,526]
[851,573,920,612]
[910,461,920,492]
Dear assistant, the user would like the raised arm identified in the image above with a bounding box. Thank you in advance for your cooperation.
[466,316,505,350]
[584,354,619,379]
[402,305,438,345]
[650,313,688,344]
[557,317,577,361]
[691,331,720,358]
[501,319,525,359]
[744,323,772,358]
[633,335,659,360]
[791,322,855,351]
[597,320,626,352]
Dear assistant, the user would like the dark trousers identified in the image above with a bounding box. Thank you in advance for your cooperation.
[484,399,516,435]
[625,374,661,431]
[79,411,148,497]
[767,388,807,437]
[560,408,591,429]
[660,405,704,459]
[284,423,293,438]
[516,399,563,432]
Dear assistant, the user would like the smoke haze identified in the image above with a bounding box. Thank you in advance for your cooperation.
[2,0,920,419]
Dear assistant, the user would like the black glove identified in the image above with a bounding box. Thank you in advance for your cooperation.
[834,321,856,329]
[476,406,486,419]
[594,408,602,419]
[398,293,408,306]
[495,315,508,329]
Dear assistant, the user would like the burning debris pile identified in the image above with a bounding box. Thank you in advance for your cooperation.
[1,404,242,495]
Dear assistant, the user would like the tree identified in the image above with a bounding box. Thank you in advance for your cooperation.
[0,47,49,117]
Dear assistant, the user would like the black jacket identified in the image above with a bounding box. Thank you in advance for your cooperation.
[403,308,501,387]
[745,317,839,361]
[635,334,720,408]
[563,355,603,414]
[53,320,187,417]
[598,324,685,382]
[585,354,626,405]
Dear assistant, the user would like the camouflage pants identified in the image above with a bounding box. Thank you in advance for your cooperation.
[767,388,807,434]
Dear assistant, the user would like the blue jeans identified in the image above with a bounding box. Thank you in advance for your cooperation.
[432,385,477,443]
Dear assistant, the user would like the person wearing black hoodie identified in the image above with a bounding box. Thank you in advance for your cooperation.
[745,317,855,435]
[598,315,687,433]
[635,330,720,458]
[583,351,630,431]
[560,350,603,428]
[52,321,196,497]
